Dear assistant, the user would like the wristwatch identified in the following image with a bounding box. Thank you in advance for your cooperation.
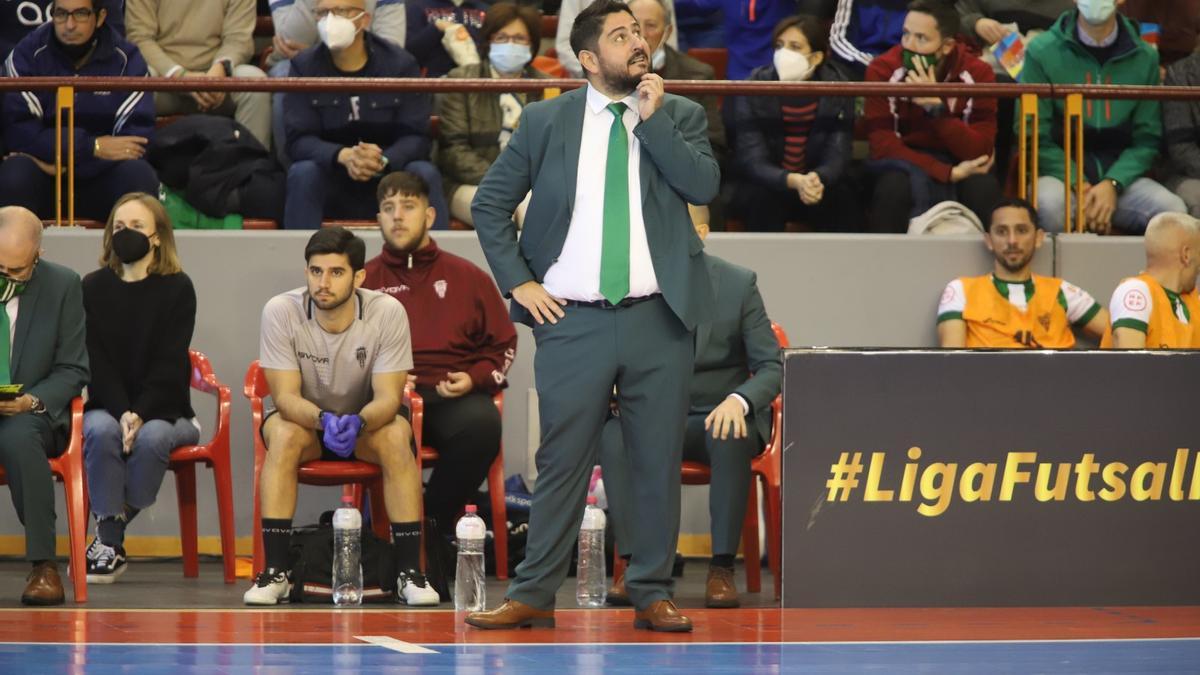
[1106,178,1121,193]
[27,394,46,414]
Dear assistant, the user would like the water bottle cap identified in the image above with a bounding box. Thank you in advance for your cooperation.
[586,495,598,505]
[464,504,477,513]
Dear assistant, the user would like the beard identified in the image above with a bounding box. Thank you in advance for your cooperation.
[311,286,355,311]
[995,248,1035,274]
[598,50,649,95]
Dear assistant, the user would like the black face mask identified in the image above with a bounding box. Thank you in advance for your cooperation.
[111,228,152,265]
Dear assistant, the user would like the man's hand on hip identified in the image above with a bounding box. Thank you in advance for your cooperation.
[512,281,566,325]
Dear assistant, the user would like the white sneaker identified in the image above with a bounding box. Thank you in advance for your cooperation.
[243,568,291,605]
[397,569,440,606]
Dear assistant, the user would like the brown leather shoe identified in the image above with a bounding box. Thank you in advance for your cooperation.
[21,561,65,606]
[606,568,631,606]
[465,598,555,629]
[705,565,740,608]
[633,599,693,632]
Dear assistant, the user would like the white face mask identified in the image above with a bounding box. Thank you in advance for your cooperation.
[774,48,814,82]
[318,12,363,51]
[1076,0,1117,26]
[651,43,666,70]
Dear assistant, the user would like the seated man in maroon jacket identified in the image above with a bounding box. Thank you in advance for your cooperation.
[363,171,517,550]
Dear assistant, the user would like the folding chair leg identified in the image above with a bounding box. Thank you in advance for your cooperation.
[174,463,199,578]
[764,482,782,601]
[60,471,88,603]
[211,457,238,583]
[741,481,762,594]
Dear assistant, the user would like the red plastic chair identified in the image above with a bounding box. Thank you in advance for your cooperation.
[0,397,87,602]
[412,391,509,580]
[168,350,236,583]
[613,323,788,598]
[244,361,423,575]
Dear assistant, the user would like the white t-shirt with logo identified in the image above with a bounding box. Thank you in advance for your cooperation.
[259,287,412,414]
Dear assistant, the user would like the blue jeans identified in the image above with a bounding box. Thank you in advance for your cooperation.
[83,410,200,518]
[268,60,292,168]
[1037,175,1188,233]
[283,158,449,230]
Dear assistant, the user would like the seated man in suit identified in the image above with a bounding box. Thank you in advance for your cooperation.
[0,207,89,606]
[600,216,781,609]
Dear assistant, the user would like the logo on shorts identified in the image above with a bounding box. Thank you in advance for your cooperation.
[356,347,367,369]
[434,280,448,299]
[1123,290,1148,312]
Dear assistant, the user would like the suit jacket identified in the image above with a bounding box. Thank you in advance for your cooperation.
[657,46,728,167]
[691,253,781,445]
[472,86,719,330]
[10,260,89,437]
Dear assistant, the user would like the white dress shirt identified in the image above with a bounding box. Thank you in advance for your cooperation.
[542,84,660,302]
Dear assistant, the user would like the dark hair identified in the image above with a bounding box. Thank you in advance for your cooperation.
[988,196,1041,231]
[376,171,430,204]
[907,0,959,41]
[569,0,634,58]
[478,2,542,59]
[304,227,366,271]
[56,0,102,11]
[772,14,828,54]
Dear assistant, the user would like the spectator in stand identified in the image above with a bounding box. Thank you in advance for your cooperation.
[437,2,550,227]
[406,0,487,77]
[0,0,158,221]
[362,171,517,557]
[81,193,197,584]
[730,15,858,232]
[557,0,678,77]
[1123,0,1200,67]
[863,0,1000,233]
[1164,50,1200,218]
[283,0,449,230]
[1022,1,1185,234]
[673,0,798,79]
[956,0,1073,49]
[830,0,909,78]
[1,0,124,60]
[126,0,272,150]
[631,0,726,166]
[1102,213,1200,349]
[266,0,408,165]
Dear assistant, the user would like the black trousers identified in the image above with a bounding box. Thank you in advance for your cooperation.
[732,176,862,233]
[868,170,1002,233]
[419,390,502,527]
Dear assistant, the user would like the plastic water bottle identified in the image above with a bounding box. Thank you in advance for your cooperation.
[575,496,607,607]
[454,505,487,612]
[332,496,363,607]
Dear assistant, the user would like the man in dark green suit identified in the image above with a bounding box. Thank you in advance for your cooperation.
[0,207,89,605]
[467,0,718,632]
[601,218,781,609]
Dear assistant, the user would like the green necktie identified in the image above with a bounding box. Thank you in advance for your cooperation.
[0,304,10,386]
[600,102,631,305]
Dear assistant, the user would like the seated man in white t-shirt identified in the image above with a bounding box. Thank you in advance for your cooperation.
[244,227,439,607]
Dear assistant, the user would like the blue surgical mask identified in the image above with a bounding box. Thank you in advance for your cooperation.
[1076,0,1117,26]
[489,42,531,74]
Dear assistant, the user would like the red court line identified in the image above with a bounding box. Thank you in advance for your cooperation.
[0,607,1197,645]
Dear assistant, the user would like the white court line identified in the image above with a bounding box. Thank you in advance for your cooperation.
[354,636,439,654]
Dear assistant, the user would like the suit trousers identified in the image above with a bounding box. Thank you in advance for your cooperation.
[601,411,760,559]
[0,413,63,561]
[507,296,693,611]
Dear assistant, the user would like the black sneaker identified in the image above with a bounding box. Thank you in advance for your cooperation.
[85,538,127,584]
[243,568,292,605]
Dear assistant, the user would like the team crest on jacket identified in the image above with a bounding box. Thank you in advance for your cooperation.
[434,280,448,299]
[356,347,367,369]
[1038,313,1051,331]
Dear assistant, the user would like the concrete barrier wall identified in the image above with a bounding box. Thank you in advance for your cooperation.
[0,230,1142,549]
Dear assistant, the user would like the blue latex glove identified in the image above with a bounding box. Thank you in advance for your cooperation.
[337,413,365,442]
[322,413,355,457]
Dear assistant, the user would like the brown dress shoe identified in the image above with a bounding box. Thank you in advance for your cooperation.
[465,598,555,629]
[606,568,631,606]
[633,599,693,632]
[705,565,740,608]
[21,561,65,606]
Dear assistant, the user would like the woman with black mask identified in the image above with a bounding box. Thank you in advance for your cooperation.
[80,192,197,583]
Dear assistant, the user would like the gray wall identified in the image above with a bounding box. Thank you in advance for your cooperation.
[0,230,1142,545]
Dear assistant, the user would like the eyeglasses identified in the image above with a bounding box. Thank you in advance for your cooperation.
[315,6,365,20]
[491,33,532,45]
[51,8,95,23]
